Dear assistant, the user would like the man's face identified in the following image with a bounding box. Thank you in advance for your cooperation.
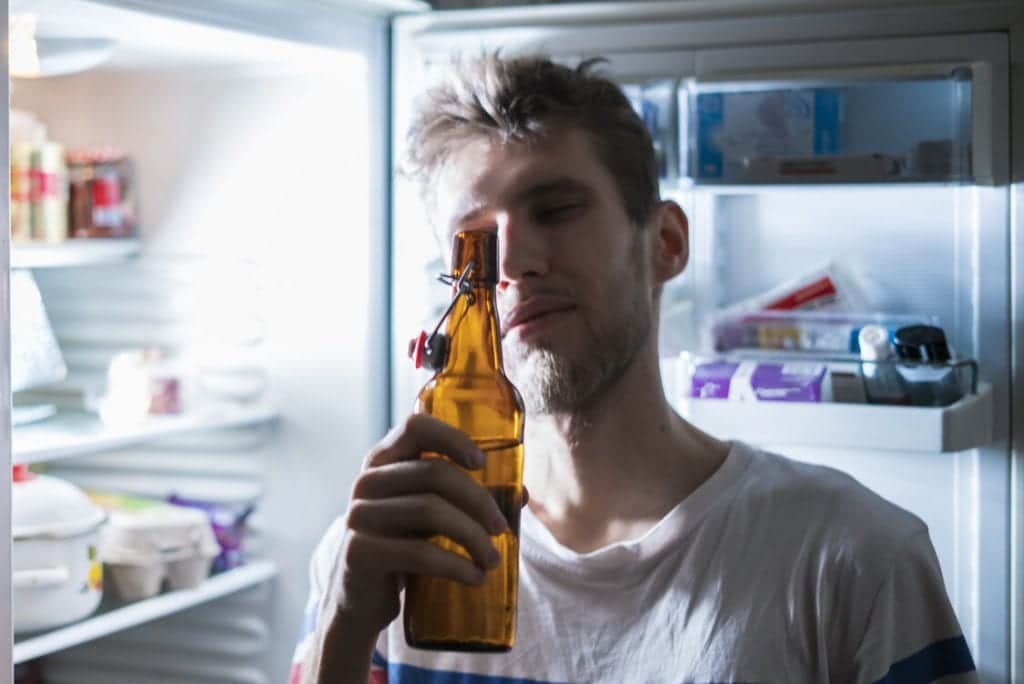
[434,128,656,415]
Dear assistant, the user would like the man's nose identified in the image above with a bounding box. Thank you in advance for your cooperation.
[497,219,548,289]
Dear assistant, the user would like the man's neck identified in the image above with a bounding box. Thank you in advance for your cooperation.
[523,350,728,554]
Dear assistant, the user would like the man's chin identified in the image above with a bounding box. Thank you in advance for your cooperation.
[505,351,580,414]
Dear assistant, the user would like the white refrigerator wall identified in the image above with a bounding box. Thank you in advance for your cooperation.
[11,33,390,681]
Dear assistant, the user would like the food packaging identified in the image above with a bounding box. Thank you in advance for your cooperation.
[67,147,137,239]
[168,495,255,572]
[11,142,34,242]
[694,88,841,181]
[96,349,189,425]
[691,360,827,402]
[91,493,220,601]
[709,310,931,356]
[30,141,68,243]
[719,263,866,316]
[12,465,106,633]
[740,153,903,182]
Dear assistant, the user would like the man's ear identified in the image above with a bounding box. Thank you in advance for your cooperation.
[650,200,689,284]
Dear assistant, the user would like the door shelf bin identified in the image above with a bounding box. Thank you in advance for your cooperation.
[676,382,992,453]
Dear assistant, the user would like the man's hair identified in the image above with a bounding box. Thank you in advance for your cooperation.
[404,53,660,228]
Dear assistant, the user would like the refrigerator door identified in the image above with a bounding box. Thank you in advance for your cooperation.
[391,5,1016,682]
[671,34,1010,681]
[1,3,12,682]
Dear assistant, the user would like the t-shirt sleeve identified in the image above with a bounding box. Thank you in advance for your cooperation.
[850,529,977,684]
[289,518,389,684]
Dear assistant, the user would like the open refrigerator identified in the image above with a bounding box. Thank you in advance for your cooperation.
[1,1,1023,683]
[3,0,404,681]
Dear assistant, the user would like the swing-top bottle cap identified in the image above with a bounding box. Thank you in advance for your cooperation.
[451,230,498,286]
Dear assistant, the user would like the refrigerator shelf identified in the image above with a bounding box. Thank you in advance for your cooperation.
[13,402,278,465]
[11,239,142,270]
[12,560,278,665]
[676,382,992,453]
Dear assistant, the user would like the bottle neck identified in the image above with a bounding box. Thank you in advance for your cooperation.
[442,283,502,375]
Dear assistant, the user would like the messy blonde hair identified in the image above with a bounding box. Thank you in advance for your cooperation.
[404,53,659,228]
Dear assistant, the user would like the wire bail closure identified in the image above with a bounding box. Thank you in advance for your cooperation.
[409,261,476,371]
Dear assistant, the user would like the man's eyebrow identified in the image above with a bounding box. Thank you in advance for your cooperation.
[514,178,593,203]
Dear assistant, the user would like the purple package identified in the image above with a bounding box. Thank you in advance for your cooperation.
[749,363,826,402]
[168,494,255,572]
[690,361,741,399]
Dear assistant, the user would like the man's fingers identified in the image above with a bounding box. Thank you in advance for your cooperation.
[347,532,486,586]
[367,414,484,469]
[353,460,508,535]
[346,494,500,571]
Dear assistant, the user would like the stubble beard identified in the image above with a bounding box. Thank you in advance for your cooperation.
[504,287,651,417]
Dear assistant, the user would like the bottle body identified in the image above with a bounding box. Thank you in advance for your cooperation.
[403,230,525,652]
[402,435,523,652]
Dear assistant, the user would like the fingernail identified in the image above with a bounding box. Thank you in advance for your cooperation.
[491,513,508,535]
[487,547,501,567]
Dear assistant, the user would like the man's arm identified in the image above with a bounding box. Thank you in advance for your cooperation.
[290,518,387,684]
[311,610,379,684]
[290,414,508,683]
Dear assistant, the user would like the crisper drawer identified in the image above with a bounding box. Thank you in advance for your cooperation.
[682,32,1008,185]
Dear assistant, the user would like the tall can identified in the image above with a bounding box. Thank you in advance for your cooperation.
[10,143,34,242]
[30,142,68,243]
[404,229,526,652]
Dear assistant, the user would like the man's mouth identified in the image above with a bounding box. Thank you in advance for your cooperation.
[501,298,576,340]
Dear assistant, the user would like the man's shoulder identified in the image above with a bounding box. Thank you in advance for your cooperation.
[731,443,928,561]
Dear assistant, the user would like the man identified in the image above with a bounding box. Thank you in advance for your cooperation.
[293,54,976,683]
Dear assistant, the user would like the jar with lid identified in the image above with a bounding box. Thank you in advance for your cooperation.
[67,147,137,238]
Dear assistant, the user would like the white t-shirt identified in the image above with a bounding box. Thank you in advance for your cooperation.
[293,442,977,683]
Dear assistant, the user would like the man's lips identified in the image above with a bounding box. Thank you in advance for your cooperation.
[501,298,576,338]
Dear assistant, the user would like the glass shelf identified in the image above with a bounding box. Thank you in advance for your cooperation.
[12,239,142,269]
[13,560,277,665]
[13,402,278,465]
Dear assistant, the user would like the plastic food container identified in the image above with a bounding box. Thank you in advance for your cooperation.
[12,465,106,633]
[90,493,220,601]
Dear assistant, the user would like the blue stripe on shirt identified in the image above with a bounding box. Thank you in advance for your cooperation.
[873,635,976,684]
[386,661,562,684]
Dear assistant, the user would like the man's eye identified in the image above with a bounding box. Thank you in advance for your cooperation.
[535,204,583,223]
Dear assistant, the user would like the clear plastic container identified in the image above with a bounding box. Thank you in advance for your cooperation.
[707,310,935,357]
[682,68,974,184]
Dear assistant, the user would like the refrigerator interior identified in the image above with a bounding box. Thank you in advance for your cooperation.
[9,1,391,681]
[391,4,1018,681]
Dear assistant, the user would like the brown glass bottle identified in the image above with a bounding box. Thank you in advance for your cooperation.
[403,230,525,652]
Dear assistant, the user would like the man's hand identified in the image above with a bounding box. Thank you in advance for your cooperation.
[331,413,512,638]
